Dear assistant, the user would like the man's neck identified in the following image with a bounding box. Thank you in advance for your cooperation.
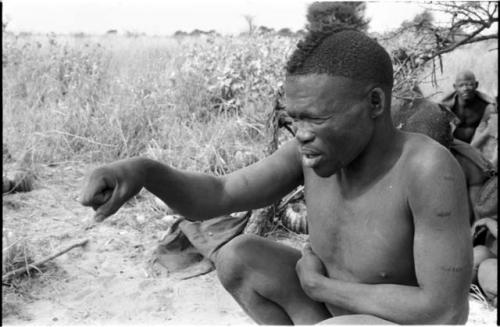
[338,122,403,193]
[457,94,476,108]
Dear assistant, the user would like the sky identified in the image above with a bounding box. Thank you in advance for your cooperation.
[2,1,441,35]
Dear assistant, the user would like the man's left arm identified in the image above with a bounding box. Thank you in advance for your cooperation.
[297,148,473,324]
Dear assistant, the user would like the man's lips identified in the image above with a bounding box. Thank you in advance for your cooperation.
[300,148,323,167]
[300,147,321,156]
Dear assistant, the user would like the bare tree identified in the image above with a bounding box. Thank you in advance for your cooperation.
[424,1,498,60]
[243,15,256,35]
[384,2,497,73]
[379,1,497,96]
[306,1,370,32]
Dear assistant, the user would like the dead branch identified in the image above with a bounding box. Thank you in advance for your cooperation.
[2,239,89,281]
[424,32,496,64]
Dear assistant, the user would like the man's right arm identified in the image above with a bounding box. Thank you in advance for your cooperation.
[81,140,303,221]
[144,139,303,219]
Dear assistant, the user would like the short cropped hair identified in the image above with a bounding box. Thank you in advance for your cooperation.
[286,28,393,88]
[401,102,455,148]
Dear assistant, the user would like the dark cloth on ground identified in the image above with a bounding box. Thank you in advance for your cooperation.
[152,213,250,275]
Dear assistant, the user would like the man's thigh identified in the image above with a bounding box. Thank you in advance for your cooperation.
[318,314,396,325]
[216,234,332,324]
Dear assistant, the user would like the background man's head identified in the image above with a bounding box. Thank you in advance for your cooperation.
[453,70,479,102]
[401,101,455,148]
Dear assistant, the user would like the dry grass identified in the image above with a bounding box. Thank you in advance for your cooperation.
[2,229,37,319]
[3,33,296,174]
[2,230,36,277]
[3,32,496,169]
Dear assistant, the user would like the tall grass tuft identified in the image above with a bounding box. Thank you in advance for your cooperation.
[3,33,297,174]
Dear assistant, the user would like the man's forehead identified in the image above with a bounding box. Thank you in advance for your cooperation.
[285,74,367,95]
[455,71,476,83]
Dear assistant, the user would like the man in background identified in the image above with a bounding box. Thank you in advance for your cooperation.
[441,70,497,167]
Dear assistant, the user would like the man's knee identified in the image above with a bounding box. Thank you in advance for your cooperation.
[478,258,497,297]
[215,234,261,290]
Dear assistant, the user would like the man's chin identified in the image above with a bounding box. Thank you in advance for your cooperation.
[460,93,475,101]
[312,165,339,178]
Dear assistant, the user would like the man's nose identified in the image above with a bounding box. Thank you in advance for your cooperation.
[295,126,315,143]
[461,83,474,90]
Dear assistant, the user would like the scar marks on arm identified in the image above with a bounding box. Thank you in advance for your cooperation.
[440,265,466,273]
[436,210,452,218]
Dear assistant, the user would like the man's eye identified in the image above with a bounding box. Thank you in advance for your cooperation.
[311,118,326,124]
[290,116,329,125]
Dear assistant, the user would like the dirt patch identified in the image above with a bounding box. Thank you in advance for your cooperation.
[2,163,496,325]
[2,162,251,325]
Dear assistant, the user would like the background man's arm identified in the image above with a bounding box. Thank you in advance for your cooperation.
[143,139,303,220]
[472,218,498,239]
[298,147,472,324]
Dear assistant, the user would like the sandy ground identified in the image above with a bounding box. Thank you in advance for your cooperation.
[2,162,497,325]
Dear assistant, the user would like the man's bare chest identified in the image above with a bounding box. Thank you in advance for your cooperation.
[303,172,415,283]
[454,103,486,127]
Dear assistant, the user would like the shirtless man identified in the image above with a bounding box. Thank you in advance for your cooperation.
[441,70,497,166]
[80,28,472,324]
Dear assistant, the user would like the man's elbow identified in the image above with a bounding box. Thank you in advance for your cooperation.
[419,298,469,324]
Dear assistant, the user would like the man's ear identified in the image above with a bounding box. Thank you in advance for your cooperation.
[475,81,479,89]
[453,83,458,91]
[369,88,385,118]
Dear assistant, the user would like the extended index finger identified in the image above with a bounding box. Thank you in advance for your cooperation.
[79,169,114,207]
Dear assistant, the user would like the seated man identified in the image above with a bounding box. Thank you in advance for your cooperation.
[80,27,472,324]
[441,70,497,167]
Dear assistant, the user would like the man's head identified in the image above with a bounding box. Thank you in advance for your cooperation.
[453,70,478,102]
[401,101,455,149]
[284,28,394,177]
[286,29,393,89]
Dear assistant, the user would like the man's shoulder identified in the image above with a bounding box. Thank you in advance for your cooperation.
[401,133,467,202]
[402,133,462,178]
[475,91,496,105]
